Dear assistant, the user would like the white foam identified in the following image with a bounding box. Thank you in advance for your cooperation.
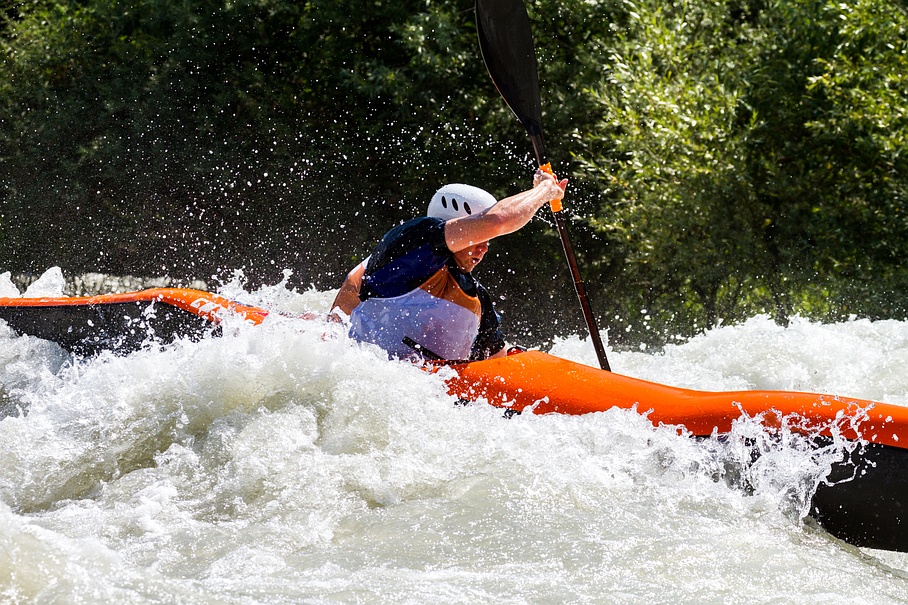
[2,277,908,601]
[22,267,66,298]
[0,272,19,298]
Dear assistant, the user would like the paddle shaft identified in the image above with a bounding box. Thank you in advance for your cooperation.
[548,181,610,371]
[476,0,611,371]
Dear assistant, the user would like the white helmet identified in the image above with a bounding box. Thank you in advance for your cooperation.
[427,184,497,221]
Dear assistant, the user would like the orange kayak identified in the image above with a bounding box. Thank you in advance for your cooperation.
[447,350,908,448]
[2,288,908,551]
[443,350,908,552]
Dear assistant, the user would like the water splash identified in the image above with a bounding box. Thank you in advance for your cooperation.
[1,277,908,603]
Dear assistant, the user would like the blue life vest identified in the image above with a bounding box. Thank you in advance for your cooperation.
[350,264,482,359]
[349,217,503,360]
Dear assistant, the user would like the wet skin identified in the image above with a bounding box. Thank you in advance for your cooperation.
[453,241,489,273]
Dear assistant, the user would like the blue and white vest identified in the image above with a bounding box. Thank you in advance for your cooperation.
[350,264,482,360]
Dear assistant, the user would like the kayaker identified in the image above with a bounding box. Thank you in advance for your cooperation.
[330,169,567,361]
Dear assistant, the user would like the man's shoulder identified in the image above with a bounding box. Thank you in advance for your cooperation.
[386,216,445,239]
[364,216,449,276]
[373,216,448,260]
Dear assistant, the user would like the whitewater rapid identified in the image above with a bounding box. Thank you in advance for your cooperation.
[2,273,908,603]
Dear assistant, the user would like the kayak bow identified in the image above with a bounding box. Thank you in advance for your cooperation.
[0,288,267,356]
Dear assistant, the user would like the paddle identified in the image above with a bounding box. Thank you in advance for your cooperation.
[475,0,611,371]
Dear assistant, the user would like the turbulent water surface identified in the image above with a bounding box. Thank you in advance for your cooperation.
[2,273,908,604]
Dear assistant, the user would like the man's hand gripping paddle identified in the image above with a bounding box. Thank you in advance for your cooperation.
[475,0,611,371]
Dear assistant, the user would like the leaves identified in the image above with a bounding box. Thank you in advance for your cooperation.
[575,0,908,343]
[1,0,908,346]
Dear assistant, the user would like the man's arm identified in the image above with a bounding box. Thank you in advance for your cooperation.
[330,261,367,316]
[444,170,567,253]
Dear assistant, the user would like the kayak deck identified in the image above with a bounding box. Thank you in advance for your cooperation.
[446,351,908,447]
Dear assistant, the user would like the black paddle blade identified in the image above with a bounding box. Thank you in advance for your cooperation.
[476,0,547,165]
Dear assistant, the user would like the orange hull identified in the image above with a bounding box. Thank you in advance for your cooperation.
[0,289,269,324]
[447,351,908,448]
[446,351,908,551]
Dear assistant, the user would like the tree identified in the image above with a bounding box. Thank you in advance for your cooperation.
[577,0,908,343]
[3,0,907,348]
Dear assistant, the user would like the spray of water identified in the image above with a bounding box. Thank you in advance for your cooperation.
[1,270,908,603]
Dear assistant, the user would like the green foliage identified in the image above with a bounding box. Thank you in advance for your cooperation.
[0,0,498,279]
[577,0,908,345]
[1,0,908,347]
[738,0,908,318]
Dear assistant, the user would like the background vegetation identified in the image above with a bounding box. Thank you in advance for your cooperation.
[2,0,907,348]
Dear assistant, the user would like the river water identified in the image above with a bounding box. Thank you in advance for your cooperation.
[2,272,908,604]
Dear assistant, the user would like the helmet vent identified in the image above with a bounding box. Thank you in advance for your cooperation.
[428,184,496,220]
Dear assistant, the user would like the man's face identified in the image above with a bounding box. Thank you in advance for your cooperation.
[453,241,489,273]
